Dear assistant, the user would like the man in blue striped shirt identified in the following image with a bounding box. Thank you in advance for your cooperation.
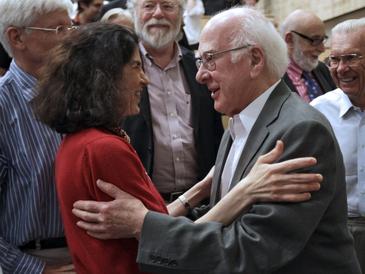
[0,0,76,273]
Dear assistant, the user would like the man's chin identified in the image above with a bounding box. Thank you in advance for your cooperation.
[304,59,319,71]
[140,28,179,49]
[293,54,319,71]
[144,37,173,50]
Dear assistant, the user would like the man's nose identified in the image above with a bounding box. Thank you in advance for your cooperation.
[196,66,209,84]
[336,59,351,74]
[152,4,164,18]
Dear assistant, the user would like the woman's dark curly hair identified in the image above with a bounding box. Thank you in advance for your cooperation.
[32,23,139,134]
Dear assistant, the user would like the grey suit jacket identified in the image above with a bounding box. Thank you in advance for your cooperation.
[137,81,361,274]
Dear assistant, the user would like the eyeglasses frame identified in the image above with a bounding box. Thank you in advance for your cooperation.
[326,53,364,69]
[140,1,179,14]
[290,30,328,46]
[196,44,252,71]
[24,25,79,35]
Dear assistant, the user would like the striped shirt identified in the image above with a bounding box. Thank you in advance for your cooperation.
[140,42,198,193]
[286,60,311,102]
[0,61,63,274]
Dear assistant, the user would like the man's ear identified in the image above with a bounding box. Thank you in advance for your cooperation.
[285,32,294,48]
[6,27,26,51]
[249,47,265,78]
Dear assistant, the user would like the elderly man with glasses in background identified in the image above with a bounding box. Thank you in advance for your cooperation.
[122,0,224,203]
[0,0,77,273]
[311,18,365,274]
[280,9,336,102]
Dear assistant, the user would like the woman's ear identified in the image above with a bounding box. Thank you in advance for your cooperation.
[249,47,265,78]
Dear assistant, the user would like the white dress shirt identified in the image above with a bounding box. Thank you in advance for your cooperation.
[183,0,205,45]
[311,88,365,217]
[220,81,280,197]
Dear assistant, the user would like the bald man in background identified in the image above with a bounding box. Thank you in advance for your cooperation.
[281,10,336,102]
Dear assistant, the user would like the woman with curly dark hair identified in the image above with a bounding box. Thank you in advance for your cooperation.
[32,23,322,274]
[33,23,159,274]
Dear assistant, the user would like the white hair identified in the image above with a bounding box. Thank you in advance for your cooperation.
[0,0,74,56]
[100,8,133,23]
[210,7,288,78]
[332,18,365,36]
[126,0,186,21]
[279,11,294,37]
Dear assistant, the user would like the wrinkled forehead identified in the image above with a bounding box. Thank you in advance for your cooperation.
[31,8,72,26]
[199,22,232,53]
[331,31,365,54]
[198,36,218,54]
[136,0,180,6]
[298,20,325,36]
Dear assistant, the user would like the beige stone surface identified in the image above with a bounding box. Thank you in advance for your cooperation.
[198,1,364,63]
[257,0,365,28]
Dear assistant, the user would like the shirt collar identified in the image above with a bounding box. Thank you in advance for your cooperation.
[229,80,280,140]
[8,60,38,102]
[337,89,361,117]
[139,41,183,69]
[287,59,304,80]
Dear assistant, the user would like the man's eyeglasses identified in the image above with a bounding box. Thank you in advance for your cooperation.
[141,1,178,14]
[24,25,79,35]
[326,53,363,69]
[196,44,252,72]
[291,30,328,46]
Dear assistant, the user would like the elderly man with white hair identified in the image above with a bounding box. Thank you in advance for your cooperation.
[311,18,365,273]
[0,0,76,273]
[72,6,361,274]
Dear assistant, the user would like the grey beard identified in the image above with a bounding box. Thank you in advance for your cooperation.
[292,46,319,72]
[135,19,181,49]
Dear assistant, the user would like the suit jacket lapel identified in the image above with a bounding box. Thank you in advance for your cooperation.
[139,86,153,134]
[283,72,297,94]
[229,81,291,190]
[139,49,153,132]
[180,50,201,139]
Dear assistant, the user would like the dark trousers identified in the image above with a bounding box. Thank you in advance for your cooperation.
[348,217,365,273]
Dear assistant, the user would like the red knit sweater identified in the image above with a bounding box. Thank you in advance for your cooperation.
[55,128,167,274]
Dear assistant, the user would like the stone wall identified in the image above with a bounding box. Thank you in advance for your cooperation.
[257,0,365,25]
